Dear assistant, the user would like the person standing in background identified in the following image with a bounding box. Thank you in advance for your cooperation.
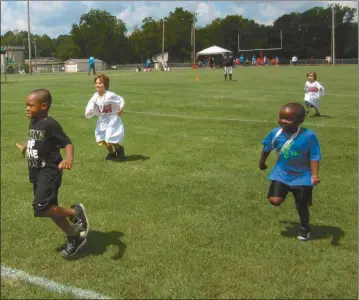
[88,56,96,76]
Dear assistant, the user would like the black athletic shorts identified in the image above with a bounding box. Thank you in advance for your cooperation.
[32,168,62,216]
[268,180,313,206]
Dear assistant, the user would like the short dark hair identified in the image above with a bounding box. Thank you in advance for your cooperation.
[282,102,306,120]
[30,89,52,110]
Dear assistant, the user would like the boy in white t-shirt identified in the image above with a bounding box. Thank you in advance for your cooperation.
[85,74,126,161]
[304,72,325,116]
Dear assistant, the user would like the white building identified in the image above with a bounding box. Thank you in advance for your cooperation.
[1,45,25,66]
[25,57,63,72]
[63,58,105,73]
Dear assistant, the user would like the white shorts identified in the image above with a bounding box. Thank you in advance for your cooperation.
[224,66,233,74]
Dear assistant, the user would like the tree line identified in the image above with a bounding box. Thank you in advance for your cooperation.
[1,4,357,64]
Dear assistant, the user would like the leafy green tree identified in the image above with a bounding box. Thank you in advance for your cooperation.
[70,9,130,63]
[54,35,81,61]
[273,4,357,59]
[1,3,357,64]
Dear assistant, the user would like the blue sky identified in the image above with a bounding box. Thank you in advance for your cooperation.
[1,1,357,38]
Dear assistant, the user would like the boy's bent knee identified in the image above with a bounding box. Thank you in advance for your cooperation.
[33,205,56,217]
[268,197,283,206]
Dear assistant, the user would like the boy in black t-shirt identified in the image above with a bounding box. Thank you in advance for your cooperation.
[223,53,233,81]
[16,89,89,258]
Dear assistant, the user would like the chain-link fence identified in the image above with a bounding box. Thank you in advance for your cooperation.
[32,64,65,73]
[255,58,358,66]
[1,64,66,75]
[2,59,357,76]
[1,63,24,74]
[293,58,358,65]
[107,59,357,70]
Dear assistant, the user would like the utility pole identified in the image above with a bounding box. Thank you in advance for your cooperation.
[193,23,196,65]
[192,12,197,65]
[33,38,37,72]
[162,18,165,54]
[190,25,193,63]
[331,5,335,65]
[27,0,32,75]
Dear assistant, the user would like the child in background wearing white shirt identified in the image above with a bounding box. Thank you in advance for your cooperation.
[85,74,126,161]
[304,72,325,116]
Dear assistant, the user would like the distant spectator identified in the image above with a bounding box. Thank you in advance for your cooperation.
[210,57,214,68]
[292,55,298,66]
[275,56,279,66]
[223,53,234,81]
[88,56,96,76]
[263,56,268,66]
[146,58,151,69]
[325,56,332,65]
[239,54,245,65]
[252,55,256,65]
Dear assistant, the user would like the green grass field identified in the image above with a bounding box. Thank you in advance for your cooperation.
[1,66,358,299]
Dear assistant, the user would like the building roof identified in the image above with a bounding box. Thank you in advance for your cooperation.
[64,58,104,63]
[25,57,62,64]
[0,45,25,50]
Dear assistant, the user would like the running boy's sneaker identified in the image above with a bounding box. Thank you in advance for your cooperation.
[105,153,117,161]
[115,146,126,161]
[60,236,87,258]
[70,204,89,237]
[297,226,311,241]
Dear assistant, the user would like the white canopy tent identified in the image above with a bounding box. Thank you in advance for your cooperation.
[196,45,232,58]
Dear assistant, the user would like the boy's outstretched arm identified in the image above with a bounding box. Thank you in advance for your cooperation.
[16,143,27,157]
[58,144,74,170]
[116,107,123,116]
[310,160,320,185]
[259,148,271,170]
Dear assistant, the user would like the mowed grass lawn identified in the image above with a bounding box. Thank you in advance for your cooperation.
[1,66,357,299]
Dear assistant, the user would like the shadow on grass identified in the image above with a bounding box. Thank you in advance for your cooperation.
[308,114,332,118]
[111,154,150,163]
[279,221,344,246]
[62,230,127,260]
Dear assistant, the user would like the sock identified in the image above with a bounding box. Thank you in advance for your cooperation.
[224,74,227,80]
[296,203,310,229]
[106,143,115,154]
[229,74,232,80]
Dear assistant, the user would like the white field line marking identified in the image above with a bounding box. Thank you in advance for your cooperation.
[1,101,357,130]
[124,111,358,129]
[1,265,112,299]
